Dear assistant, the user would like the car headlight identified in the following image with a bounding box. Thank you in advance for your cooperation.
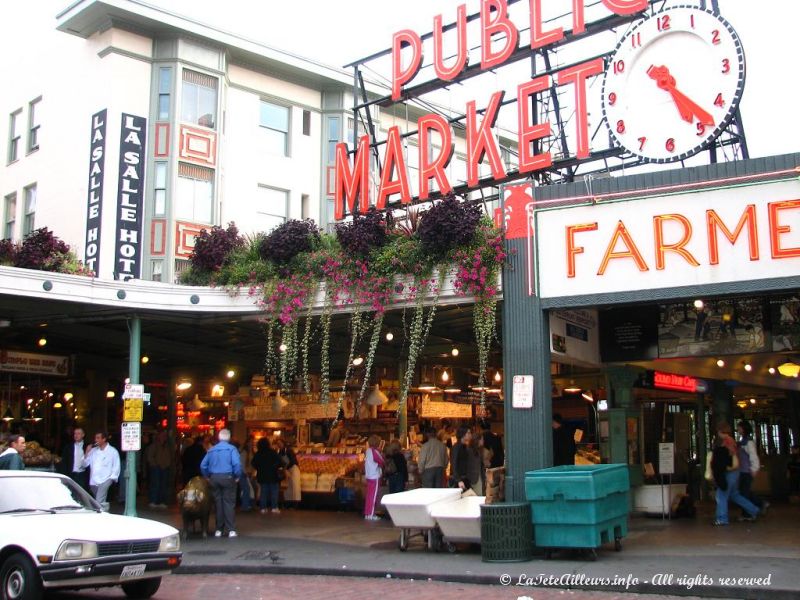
[55,540,99,561]
[158,534,180,553]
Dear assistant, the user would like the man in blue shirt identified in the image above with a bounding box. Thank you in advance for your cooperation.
[200,429,242,537]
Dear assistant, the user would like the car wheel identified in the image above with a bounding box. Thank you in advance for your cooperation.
[121,577,162,599]
[1,552,43,600]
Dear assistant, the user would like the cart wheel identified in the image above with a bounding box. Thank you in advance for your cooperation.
[399,530,408,552]
[445,542,457,554]
[614,537,622,552]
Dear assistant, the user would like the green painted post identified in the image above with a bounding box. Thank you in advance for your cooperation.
[124,316,141,517]
[397,361,407,446]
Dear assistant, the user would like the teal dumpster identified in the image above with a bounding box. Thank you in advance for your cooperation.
[525,464,630,556]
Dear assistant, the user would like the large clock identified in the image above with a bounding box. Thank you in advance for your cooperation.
[601,6,745,163]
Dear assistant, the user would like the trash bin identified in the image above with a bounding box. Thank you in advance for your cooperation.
[525,464,630,556]
[480,502,533,562]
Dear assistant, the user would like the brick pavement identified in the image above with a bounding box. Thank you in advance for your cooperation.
[51,574,711,600]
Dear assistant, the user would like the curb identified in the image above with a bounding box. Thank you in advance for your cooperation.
[174,564,796,600]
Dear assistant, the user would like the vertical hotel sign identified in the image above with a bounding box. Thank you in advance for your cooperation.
[114,114,146,280]
[84,109,107,276]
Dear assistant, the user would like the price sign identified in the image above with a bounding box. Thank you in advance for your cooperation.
[512,375,533,409]
[121,422,141,452]
[123,399,143,422]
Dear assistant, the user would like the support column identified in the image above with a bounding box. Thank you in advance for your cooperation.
[124,316,141,517]
[710,380,733,432]
[502,296,551,502]
[605,366,644,487]
[397,360,407,446]
[605,366,642,409]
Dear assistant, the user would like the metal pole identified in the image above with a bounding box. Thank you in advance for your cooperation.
[124,316,141,517]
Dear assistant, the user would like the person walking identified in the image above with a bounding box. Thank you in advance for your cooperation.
[450,426,482,495]
[708,422,760,526]
[552,413,576,466]
[0,434,26,470]
[58,427,89,490]
[480,420,505,468]
[384,441,408,494]
[181,436,206,485]
[146,431,174,508]
[363,435,384,521]
[252,438,282,514]
[238,437,254,512]
[276,438,301,509]
[83,432,120,511]
[737,421,767,520]
[417,427,448,487]
[200,429,242,537]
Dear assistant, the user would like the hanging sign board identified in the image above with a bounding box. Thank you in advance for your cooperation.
[121,422,141,452]
[658,442,675,475]
[123,399,143,422]
[419,399,472,419]
[512,375,533,409]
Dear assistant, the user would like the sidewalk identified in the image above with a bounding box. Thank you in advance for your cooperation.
[135,500,799,600]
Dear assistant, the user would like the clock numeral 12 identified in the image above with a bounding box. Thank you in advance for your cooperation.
[666,138,675,153]
[657,15,671,31]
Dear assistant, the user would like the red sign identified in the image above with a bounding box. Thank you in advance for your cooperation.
[654,371,697,393]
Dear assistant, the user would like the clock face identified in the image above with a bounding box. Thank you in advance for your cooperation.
[601,6,745,163]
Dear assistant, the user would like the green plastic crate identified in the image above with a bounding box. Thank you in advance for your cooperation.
[524,464,630,502]
[533,515,628,549]
[529,490,629,525]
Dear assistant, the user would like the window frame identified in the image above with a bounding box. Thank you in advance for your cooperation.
[3,192,16,239]
[27,97,41,154]
[176,164,214,224]
[158,67,172,121]
[259,100,291,157]
[180,70,218,130]
[255,184,289,232]
[7,109,21,164]
[23,183,36,235]
[154,162,168,216]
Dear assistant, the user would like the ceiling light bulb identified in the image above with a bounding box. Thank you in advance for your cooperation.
[441,369,449,382]
[226,370,236,379]
[451,347,459,357]
[749,398,756,405]
[494,371,502,382]
[352,356,364,367]
[177,381,192,391]
[693,299,704,309]
[385,332,394,341]
[744,363,752,372]
[768,366,776,375]
[279,343,287,352]
[38,337,47,347]
[141,355,149,364]
[63,393,73,401]
[716,359,725,368]
[106,391,115,399]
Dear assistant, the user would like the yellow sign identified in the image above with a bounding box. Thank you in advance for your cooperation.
[123,399,144,422]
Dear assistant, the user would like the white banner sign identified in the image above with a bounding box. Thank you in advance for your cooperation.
[512,375,534,409]
[0,350,69,376]
[121,422,141,452]
[536,180,800,298]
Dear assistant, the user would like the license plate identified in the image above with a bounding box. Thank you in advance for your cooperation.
[120,564,146,580]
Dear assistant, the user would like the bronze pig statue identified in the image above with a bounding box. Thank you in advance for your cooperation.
[177,476,212,539]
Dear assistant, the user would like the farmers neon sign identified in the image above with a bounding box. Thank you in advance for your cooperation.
[335,0,649,219]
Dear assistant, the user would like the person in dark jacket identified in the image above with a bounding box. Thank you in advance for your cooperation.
[552,413,576,466]
[480,420,504,468]
[252,438,282,514]
[0,435,26,470]
[59,427,89,490]
[450,426,482,494]
[384,441,408,494]
[181,436,206,485]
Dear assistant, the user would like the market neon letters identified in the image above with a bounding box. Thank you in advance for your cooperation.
[565,200,800,278]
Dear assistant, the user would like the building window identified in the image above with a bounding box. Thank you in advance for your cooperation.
[23,184,36,235]
[259,101,290,156]
[158,67,172,120]
[28,98,41,153]
[181,70,217,129]
[174,259,190,283]
[301,193,310,220]
[8,109,21,163]
[151,259,163,282]
[302,110,311,136]
[3,193,16,239]
[255,185,288,232]
[154,162,167,216]
[176,163,213,223]
[326,116,340,163]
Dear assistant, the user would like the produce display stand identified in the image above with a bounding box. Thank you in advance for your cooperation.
[525,464,630,560]
[381,488,461,551]
[429,495,485,552]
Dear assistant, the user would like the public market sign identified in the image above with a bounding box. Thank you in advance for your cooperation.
[536,180,800,297]
[334,0,743,219]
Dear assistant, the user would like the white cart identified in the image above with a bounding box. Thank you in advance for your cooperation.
[381,488,462,551]
[430,495,485,552]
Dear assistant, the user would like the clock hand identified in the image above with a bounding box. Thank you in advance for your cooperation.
[647,65,714,127]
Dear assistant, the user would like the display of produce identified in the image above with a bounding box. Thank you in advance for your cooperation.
[0,440,60,467]
[295,449,362,493]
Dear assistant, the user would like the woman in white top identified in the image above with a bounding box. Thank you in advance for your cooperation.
[363,435,384,521]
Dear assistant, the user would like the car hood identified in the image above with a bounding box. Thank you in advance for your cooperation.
[1,511,178,556]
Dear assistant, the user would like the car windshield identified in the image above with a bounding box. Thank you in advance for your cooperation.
[0,476,97,513]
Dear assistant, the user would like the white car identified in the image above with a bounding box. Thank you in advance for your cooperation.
[0,471,181,599]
